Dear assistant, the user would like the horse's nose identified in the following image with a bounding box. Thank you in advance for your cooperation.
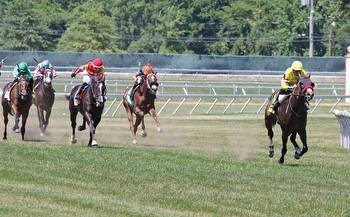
[306,89,314,100]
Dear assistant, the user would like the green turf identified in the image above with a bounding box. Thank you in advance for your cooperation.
[0,96,349,216]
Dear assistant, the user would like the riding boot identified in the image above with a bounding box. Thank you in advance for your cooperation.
[268,93,279,114]
[74,82,88,106]
[5,78,18,100]
[29,78,33,95]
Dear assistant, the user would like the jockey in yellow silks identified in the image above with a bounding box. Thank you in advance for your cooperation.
[268,60,307,114]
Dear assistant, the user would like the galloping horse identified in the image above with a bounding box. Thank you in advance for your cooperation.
[265,75,314,164]
[68,76,106,147]
[1,74,33,140]
[33,69,55,136]
[123,72,161,144]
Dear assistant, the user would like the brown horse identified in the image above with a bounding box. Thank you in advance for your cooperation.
[33,69,55,136]
[68,76,106,147]
[1,74,33,140]
[123,72,161,144]
[265,75,314,164]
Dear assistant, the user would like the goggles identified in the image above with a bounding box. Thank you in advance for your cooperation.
[92,63,102,71]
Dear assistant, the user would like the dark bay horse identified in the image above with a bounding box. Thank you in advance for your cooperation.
[123,72,161,144]
[265,75,314,164]
[33,69,55,136]
[1,74,33,140]
[68,76,106,147]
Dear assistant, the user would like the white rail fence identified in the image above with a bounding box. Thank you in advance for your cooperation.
[0,79,349,116]
[332,110,350,150]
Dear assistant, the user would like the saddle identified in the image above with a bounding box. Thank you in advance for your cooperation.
[74,85,89,106]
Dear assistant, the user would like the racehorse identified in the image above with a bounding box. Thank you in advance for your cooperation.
[123,72,162,144]
[264,75,314,164]
[1,73,33,140]
[33,69,55,136]
[68,76,106,147]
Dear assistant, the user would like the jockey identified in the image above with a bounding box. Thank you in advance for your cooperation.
[71,58,105,106]
[33,60,57,80]
[129,63,153,98]
[4,62,33,100]
[268,60,307,114]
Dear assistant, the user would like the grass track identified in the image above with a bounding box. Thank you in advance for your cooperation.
[0,98,349,216]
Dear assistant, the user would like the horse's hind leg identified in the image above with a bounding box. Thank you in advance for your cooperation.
[149,108,162,132]
[124,102,137,144]
[299,129,308,156]
[70,109,78,144]
[279,132,289,164]
[290,131,302,159]
[267,127,274,157]
[3,109,8,140]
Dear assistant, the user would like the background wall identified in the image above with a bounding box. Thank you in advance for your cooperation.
[0,50,345,75]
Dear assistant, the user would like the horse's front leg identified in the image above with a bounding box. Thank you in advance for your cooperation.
[140,116,147,137]
[43,108,52,133]
[21,111,29,141]
[149,108,162,133]
[78,116,86,131]
[279,131,289,164]
[37,107,45,136]
[133,115,142,144]
[290,131,302,159]
[299,129,308,156]
[84,112,97,147]
[12,112,20,133]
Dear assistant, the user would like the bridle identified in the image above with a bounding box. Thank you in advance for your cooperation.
[90,78,106,107]
[145,73,158,94]
[287,78,314,116]
[18,74,29,98]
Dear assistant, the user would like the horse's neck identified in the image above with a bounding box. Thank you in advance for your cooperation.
[289,92,305,114]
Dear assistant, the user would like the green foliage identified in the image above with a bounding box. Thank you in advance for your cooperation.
[0,0,349,56]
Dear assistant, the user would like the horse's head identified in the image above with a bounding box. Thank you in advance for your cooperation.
[145,72,159,94]
[18,73,30,99]
[43,69,53,87]
[295,75,315,102]
[91,76,106,107]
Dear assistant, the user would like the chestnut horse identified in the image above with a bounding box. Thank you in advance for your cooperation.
[33,69,55,136]
[68,76,106,147]
[1,74,33,140]
[123,72,161,144]
[265,75,314,164]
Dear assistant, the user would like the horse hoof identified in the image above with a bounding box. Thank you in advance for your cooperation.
[132,139,138,145]
[70,136,77,144]
[269,152,274,158]
[78,126,86,131]
[15,129,20,133]
[141,130,147,137]
[294,152,300,160]
[157,127,162,133]
[91,140,98,146]
[40,132,44,137]
[3,137,7,140]
[278,158,284,164]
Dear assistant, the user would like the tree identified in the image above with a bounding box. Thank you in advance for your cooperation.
[56,1,121,52]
